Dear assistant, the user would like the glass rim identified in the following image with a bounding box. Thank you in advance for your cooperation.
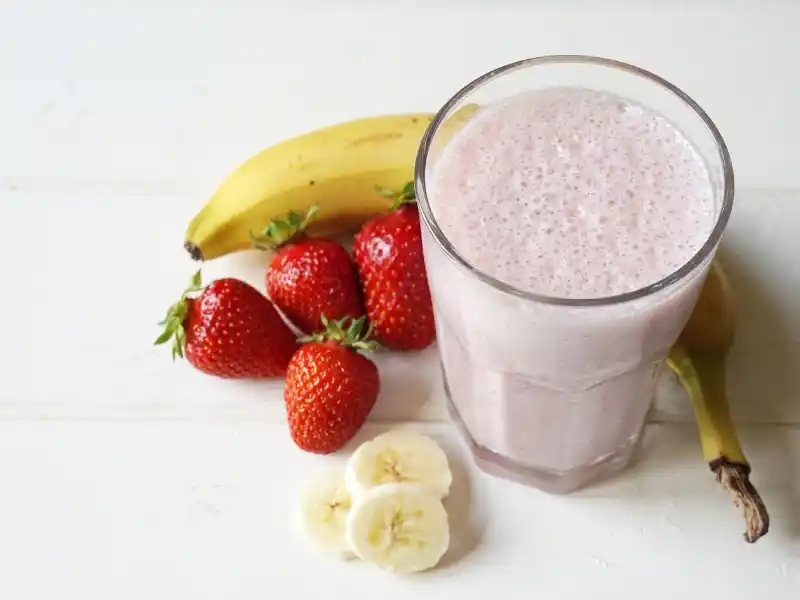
[414,54,735,308]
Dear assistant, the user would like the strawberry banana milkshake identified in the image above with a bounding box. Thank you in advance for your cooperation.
[415,58,733,492]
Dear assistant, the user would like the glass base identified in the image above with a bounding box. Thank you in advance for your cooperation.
[442,371,642,494]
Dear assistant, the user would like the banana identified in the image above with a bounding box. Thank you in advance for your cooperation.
[184,105,479,261]
[298,468,356,559]
[668,261,769,543]
[345,430,452,500]
[345,483,450,573]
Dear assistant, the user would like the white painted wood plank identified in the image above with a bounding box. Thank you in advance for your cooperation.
[0,420,797,599]
[0,188,796,423]
[0,1,799,190]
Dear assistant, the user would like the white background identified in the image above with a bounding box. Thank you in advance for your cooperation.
[1,1,798,598]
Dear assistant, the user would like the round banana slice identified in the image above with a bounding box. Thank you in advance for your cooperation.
[298,468,356,559]
[345,483,450,573]
[345,430,452,499]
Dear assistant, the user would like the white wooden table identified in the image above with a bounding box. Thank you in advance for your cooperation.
[1,1,799,598]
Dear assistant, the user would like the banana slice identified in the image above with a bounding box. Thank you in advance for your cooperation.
[298,468,356,559]
[346,483,450,573]
[345,430,452,500]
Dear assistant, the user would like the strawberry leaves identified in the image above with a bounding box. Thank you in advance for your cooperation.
[300,315,380,353]
[250,205,319,250]
[375,181,416,210]
[154,269,204,360]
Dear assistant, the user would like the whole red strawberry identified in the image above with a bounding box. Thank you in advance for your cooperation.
[252,206,364,335]
[353,182,436,351]
[155,270,298,378]
[285,316,380,454]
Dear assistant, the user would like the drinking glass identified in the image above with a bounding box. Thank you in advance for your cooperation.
[414,56,734,493]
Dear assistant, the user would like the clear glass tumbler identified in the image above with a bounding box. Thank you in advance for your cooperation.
[414,56,734,493]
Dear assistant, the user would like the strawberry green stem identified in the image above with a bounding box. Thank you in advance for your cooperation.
[375,181,416,211]
[154,269,204,360]
[250,205,319,250]
[300,315,380,352]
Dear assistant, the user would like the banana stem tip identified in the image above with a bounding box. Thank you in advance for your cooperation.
[184,241,204,262]
[712,459,770,543]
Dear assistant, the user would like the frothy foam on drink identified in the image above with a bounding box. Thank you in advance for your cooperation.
[429,86,716,299]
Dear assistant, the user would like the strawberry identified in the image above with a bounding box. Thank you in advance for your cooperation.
[284,316,380,454]
[353,182,436,351]
[155,270,297,378]
[252,206,365,335]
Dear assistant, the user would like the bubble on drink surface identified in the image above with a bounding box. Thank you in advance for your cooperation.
[429,86,715,299]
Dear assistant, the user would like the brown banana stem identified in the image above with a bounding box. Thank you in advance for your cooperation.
[184,241,204,262]
[711,459,770,543]
[694,354,770,543]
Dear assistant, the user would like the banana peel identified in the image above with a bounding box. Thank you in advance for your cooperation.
[184,104,479,262]
[667,261,769,543]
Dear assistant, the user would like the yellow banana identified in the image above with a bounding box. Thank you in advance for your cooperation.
[184,105,479,261]
[668,261,769,543]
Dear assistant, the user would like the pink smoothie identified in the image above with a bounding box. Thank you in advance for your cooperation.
[423,87,717,491]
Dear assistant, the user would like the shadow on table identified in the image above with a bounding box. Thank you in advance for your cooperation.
[572,243,800,540]
[716,243,800,539]
[438,446,485,569]
[370,347,441,421]
[718,243,797,426]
